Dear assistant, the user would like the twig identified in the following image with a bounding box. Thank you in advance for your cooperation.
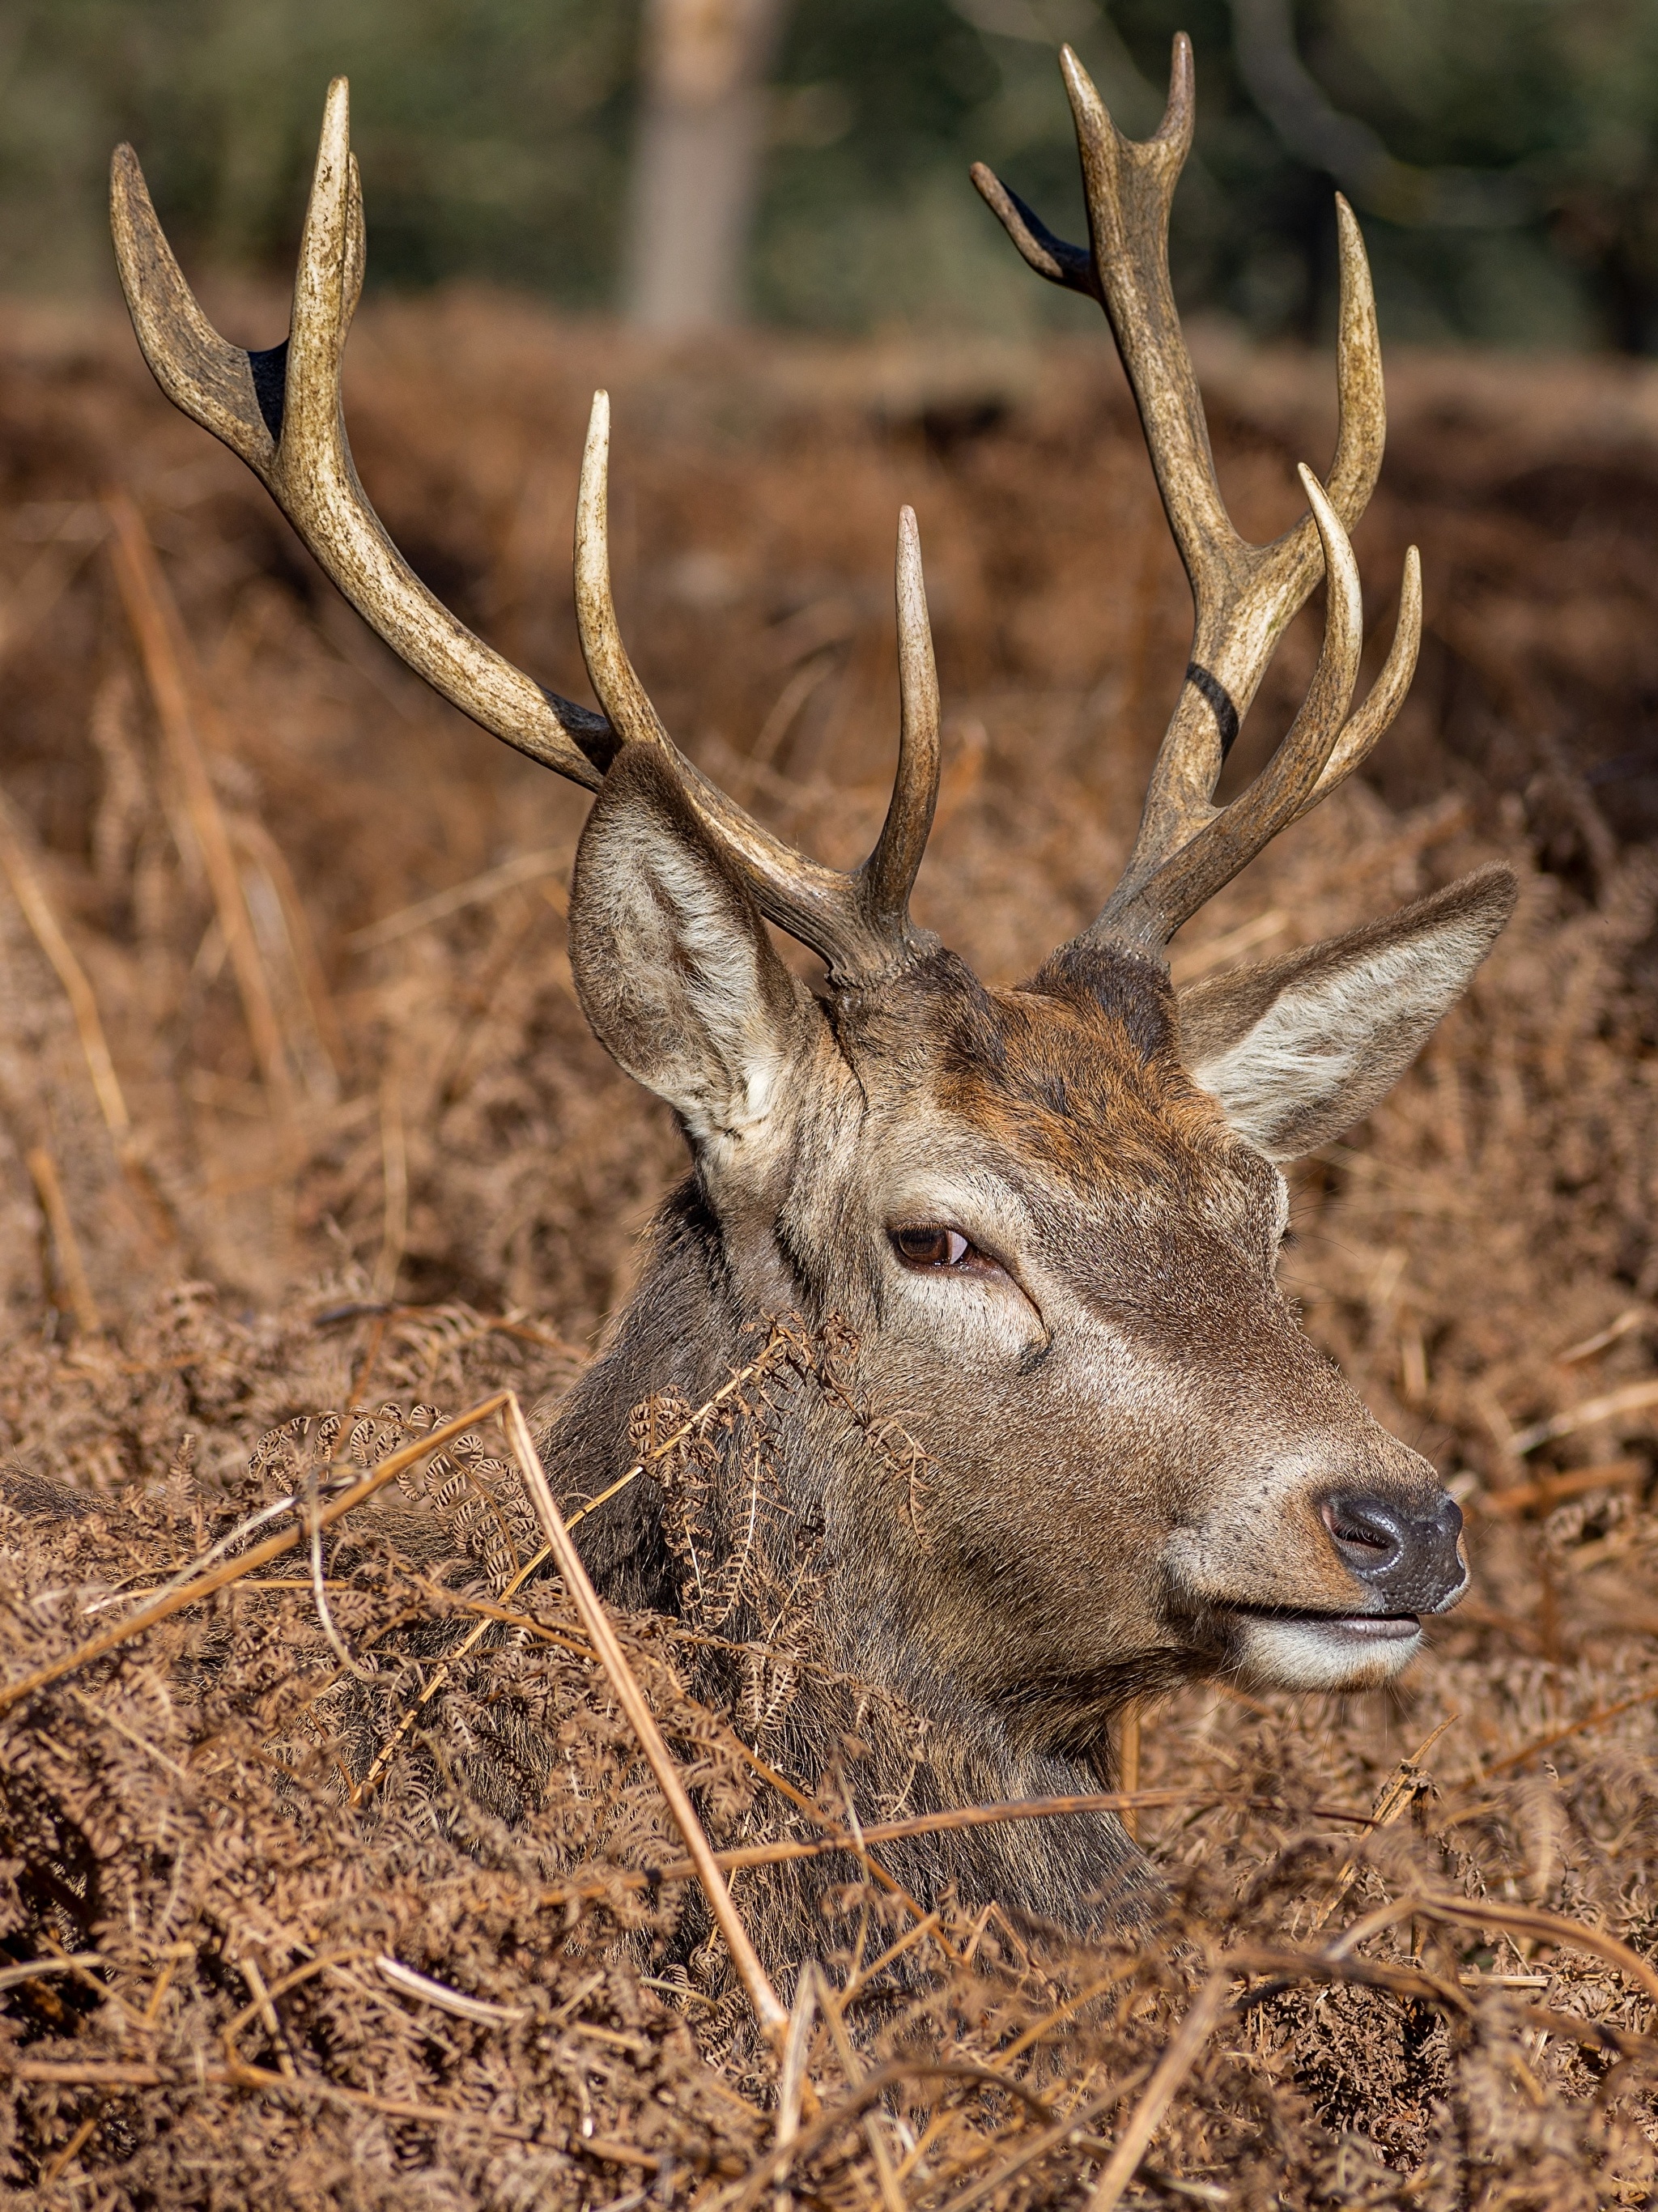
[927,2065,1154,2212]
[1509,1379,1658,1457]
[1118,1707,1141,1840]
[237,1955,297,2078]
[103,491,294,1113]
[533,1789,1365,1913]
[725,2060,1052,2212]
[1554,1308,1650,1366]
[0,1395,514,1720]
[425,1577,938,1936]
[376,1955,530,2027]
[1323,1892,1658,2009]
[40,2110,102,2187]
[1482,1678,1658,1776]
[1307,1712,1457,1933]
[374,1074,406,1299]
[0,784,132,1146]
[352,1539,558,1804]
[227,810,346,1081]
[1086,1975,1227,2212]
[347,847,568,949]
[0,1951,106,1995]
[2,2052,542,2140]
[501,1391,789,2047]
[1476,1459,1644,1517]
[27,1145,101,1336]
[1223,1942,1469,2019]
[351,1414,689,1805]
[812,1963,906,2212]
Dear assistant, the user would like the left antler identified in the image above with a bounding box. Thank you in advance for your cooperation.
[973,36,1421,953]
[111,79,940,987]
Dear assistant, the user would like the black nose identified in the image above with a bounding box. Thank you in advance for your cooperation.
[1320,1489,1465,1611]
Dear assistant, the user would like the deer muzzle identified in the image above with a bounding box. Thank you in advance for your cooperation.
[1319,1487,1465,1614]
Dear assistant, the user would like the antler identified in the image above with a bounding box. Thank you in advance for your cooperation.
[972,36,1421,954]
[109,79,939,987]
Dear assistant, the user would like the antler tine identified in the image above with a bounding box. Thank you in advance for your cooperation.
[112,80,610,790]
[575,403,940,979]
[857,506,942,944]
[113,78,946,990]
[1289,544,1422,829]
[1093,467,1364,950]
[975,40,1402,948]
[575,391,674,751]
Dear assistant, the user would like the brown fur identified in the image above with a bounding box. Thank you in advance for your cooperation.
[540,747,1514,1949]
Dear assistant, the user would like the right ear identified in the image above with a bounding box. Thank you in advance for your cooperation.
[567,745,823,1155]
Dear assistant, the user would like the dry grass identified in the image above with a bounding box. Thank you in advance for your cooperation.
[0,291,1656,2206]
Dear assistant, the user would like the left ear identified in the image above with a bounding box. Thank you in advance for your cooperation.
[1175,864,1517,1162]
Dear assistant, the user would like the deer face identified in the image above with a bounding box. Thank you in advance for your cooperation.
[569,749,1503,1744]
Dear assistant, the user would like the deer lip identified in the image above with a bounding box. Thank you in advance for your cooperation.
[1227,1605,1421,1640]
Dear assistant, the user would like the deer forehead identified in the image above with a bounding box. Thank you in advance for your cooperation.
[827,965,1286,1249]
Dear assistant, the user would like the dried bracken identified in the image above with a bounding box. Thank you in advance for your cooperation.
[0,293,1655,2206]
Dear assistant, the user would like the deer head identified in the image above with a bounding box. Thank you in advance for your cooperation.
[110,45,1511,1748]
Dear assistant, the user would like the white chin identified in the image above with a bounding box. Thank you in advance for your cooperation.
[1233,1613,1423,1691]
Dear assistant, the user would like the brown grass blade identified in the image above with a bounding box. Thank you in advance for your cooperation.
[1324,1891,1658,2009]
[501,1389,789,2047]
[1085,1973,1227,2212]
[103,490,294,1115]
[26,1143,101,1337]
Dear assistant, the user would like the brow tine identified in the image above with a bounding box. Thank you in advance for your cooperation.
[109,145,275,473]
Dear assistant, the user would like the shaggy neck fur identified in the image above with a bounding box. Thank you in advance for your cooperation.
[536,1178,1157,1952]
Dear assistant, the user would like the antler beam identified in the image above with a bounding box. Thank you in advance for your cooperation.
[111,79,941,987]
[973,36,1420,952]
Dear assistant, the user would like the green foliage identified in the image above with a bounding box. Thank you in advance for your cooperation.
[2,0,1656,347]
[0,0,639,300]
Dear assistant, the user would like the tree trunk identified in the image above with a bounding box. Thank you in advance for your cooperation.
[624,0,789,332]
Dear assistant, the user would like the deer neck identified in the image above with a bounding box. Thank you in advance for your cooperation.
[537,1178,1159,1942]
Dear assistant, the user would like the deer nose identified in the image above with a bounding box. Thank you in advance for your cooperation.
[1320,1489,1465,1611]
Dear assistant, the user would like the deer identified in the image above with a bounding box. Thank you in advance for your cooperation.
[108,37,1514,1946]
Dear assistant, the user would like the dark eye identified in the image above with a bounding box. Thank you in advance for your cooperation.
[891,1225,991,1272]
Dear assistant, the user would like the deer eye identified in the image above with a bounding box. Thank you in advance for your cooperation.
[891,1225,994,1272]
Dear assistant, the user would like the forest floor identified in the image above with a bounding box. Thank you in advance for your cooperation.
[0,291,1656,2206]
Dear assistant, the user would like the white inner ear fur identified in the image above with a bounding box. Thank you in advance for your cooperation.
[1190,938,1441,1158]
[566,756,818,1164]
[636,842,789,1141]
[1180,872,1516,1163]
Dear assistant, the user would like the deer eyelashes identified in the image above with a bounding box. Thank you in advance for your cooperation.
[890,1224,1001,1275]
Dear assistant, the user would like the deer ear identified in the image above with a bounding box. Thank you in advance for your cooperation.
[1175,865,1517,1162]
[567,745,820,1151]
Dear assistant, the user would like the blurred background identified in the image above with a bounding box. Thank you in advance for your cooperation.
[3,0,1658,350]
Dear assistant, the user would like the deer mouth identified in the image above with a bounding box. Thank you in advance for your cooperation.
[1239,1607,1422,1640]
[1221,1605,1426,1691]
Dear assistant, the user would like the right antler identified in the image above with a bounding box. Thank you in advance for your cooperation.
[973,36,1421,954]
[110,79,939,989]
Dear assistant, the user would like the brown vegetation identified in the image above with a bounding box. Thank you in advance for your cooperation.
[0,292,1656,2206]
